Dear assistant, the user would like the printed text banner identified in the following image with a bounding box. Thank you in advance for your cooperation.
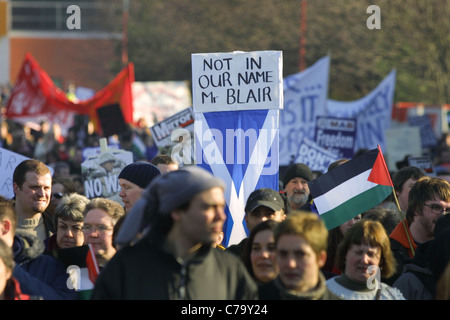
[326,70,396,153]
[280,56,330,166]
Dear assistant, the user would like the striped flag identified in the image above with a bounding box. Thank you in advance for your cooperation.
[308,146,393,230]
[57,244,100,300]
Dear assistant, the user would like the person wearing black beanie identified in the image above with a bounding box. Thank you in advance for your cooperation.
[282,163,313,211]
[118,161,161,213]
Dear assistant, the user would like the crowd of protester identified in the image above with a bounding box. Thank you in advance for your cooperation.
[1,94,450,300]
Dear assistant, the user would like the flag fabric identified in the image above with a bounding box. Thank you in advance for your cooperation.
[57,244,100,300]
[280,55,330,166]
[195,109,279,247]
[326,70,396,153]
[308,146,393,230]
[4,53,134,137]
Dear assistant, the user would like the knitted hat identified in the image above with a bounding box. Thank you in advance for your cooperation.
[118,161,161,189]
[282,163,313,187]
[115,165,226,246]
[245,188,285,214]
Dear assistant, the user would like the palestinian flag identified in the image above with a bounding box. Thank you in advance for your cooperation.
[57,244,99,300]
[308,146,393,230]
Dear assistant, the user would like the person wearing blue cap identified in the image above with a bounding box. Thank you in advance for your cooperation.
[118,161,161,213]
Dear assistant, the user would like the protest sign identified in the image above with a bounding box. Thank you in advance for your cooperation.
[408,115,438,149]
[327,70,396,153]
[191,51,283,112]
[0,148,30,199]
[294,137,339,173]
[314,116,356,159]
[384,126,422,171]
[192,51,282,247]
[280,56,330,166]
[408,156,436,176]
[150,107,195,165]
[81,148,133,204]
[0,147,55,199]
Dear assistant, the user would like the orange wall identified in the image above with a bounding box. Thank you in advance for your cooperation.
[10,37,121,92]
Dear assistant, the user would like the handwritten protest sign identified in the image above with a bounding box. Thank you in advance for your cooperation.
[192,50,282,246]
[0,148,30,199]
[191,51,283,112]
[0,147,54,199]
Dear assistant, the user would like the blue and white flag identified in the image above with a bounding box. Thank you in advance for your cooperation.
[326,70,396,153]
[195,110,279,246]
[280,56,330,166]
[192,51,283,247]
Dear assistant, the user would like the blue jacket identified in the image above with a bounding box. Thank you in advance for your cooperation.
[12,231,77,300]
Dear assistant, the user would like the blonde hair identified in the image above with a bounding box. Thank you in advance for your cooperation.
[274,211,328,257]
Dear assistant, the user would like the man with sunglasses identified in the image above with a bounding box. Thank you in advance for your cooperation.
[386,176,450,285]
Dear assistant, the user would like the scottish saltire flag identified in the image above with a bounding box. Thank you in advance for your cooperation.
[308,146,393,230]
[280,55,330,165]
[326,70,396,153]
[195,109,279,246]
[192,51,283,247]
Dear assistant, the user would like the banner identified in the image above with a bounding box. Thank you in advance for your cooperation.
[326,70,396,153]
[132,81,192,127]
[192,51,283,247]
[280,56,330,166]
[4,53,134,137]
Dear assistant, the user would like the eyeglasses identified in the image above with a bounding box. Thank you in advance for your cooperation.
[52,192,64,200]
[423,203,450,216]
[82,224,113,234]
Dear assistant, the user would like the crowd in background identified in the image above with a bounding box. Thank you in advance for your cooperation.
[0,88,450,301]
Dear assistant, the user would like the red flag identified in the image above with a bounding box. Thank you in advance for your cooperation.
[4,53,134,136]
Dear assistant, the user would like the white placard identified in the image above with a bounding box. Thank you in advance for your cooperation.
[191,51,283,112]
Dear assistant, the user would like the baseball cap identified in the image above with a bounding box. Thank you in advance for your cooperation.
[245,188,285,214]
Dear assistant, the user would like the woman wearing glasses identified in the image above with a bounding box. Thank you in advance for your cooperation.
[387,176,450,285]
[83,198,125,268]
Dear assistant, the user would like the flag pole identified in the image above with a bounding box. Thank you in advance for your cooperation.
[377,145,416,256]
[390,188,416,256]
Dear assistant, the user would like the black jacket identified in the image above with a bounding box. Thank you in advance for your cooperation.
[91,234,258,300]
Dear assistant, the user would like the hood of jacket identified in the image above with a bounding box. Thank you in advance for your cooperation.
[13,230,45,265]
